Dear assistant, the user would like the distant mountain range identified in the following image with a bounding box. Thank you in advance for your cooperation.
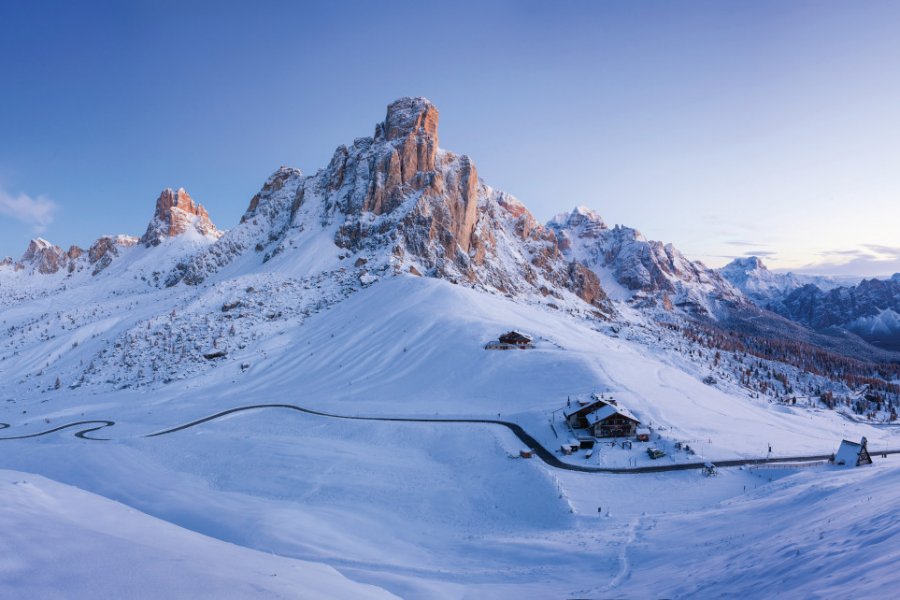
[720,257,900,351]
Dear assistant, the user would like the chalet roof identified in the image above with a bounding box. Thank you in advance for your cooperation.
[587,404,640,425]
[499,330,532,342]
[564,398,609,420]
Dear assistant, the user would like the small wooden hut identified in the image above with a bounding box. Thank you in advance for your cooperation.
[499,331,533,346]
[833,437,873,467]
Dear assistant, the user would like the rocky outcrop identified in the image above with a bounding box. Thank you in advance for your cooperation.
[567,261,607,308]
[20,238,69,274]
[141,188,221,246]
[88,235,139,274]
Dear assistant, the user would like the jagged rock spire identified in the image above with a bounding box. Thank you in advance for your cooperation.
[141,188,221,246]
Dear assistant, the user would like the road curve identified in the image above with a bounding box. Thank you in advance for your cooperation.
[143,403,899,474]
[4,405,898,474]
[0,420,115,441]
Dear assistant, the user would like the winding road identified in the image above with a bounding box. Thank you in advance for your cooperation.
[2,404,898,474]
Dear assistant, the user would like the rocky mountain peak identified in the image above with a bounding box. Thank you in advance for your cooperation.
[549,206,608,240]
[19,238,70,274]
[141,188,221,246]
[378,96,439,145]
[169,97,613,315]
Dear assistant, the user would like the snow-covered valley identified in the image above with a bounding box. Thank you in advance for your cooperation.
[3,273,900,598]
[2,96,899,598]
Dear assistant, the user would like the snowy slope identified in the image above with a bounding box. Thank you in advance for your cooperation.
[0,470,395,599]
[2,97,900,598]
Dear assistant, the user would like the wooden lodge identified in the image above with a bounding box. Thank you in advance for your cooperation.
[485,330,534,350]
[586,404,640,438]
[499,331,532,345]
[833,437,873,467]
[564,397,611,429]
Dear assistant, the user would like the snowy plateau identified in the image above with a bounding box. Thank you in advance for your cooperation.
[1,97,899,599]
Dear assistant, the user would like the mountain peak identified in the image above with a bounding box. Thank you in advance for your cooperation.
[140,188,221,247]
[725,256,768,272]
[549,206,607,231]
[19,238,70,274]
[378,97,439,145]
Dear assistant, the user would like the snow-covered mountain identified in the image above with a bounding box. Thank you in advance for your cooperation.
[1,97,895,393]
[719,256,847,304]
[2,97,900,598]
[549,206,741,315]
[166,97,610,316]
[0,186,221,281]
[775,277,900,351]
[718,257,900,350]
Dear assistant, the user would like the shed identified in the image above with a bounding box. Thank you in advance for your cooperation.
[499,331,533,346]
[587,404,640,438]
[636,427,651,442]
[833,437,873,467]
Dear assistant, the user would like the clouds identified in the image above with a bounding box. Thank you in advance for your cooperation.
[796,245,900,278]
[0,187,58,232]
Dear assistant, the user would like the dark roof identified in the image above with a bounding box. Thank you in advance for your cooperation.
[499,331,532,343]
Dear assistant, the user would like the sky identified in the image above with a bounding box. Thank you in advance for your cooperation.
[1,0,899,277]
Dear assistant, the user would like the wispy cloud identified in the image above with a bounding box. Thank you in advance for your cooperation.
[796,245,900,278]
[0,187,58,232]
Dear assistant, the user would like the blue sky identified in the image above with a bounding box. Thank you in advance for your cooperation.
[2,0,899,276]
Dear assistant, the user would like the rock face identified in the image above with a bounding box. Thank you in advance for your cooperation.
[141,188,221,247]
[170,97,613,314]
[548,207,739,315]
[88,235,139,274]
[12,235,140,276]
[20,238,69,274]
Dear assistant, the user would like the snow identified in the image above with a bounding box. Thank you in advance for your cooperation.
[586,403,639,425]
[1,100,899,596]
[3,271,900,596]
[0,470,395,599]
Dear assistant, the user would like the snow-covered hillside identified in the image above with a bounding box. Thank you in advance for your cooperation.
[0,470,395,599]
[2,275,899,597]
[2,97,900,598]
